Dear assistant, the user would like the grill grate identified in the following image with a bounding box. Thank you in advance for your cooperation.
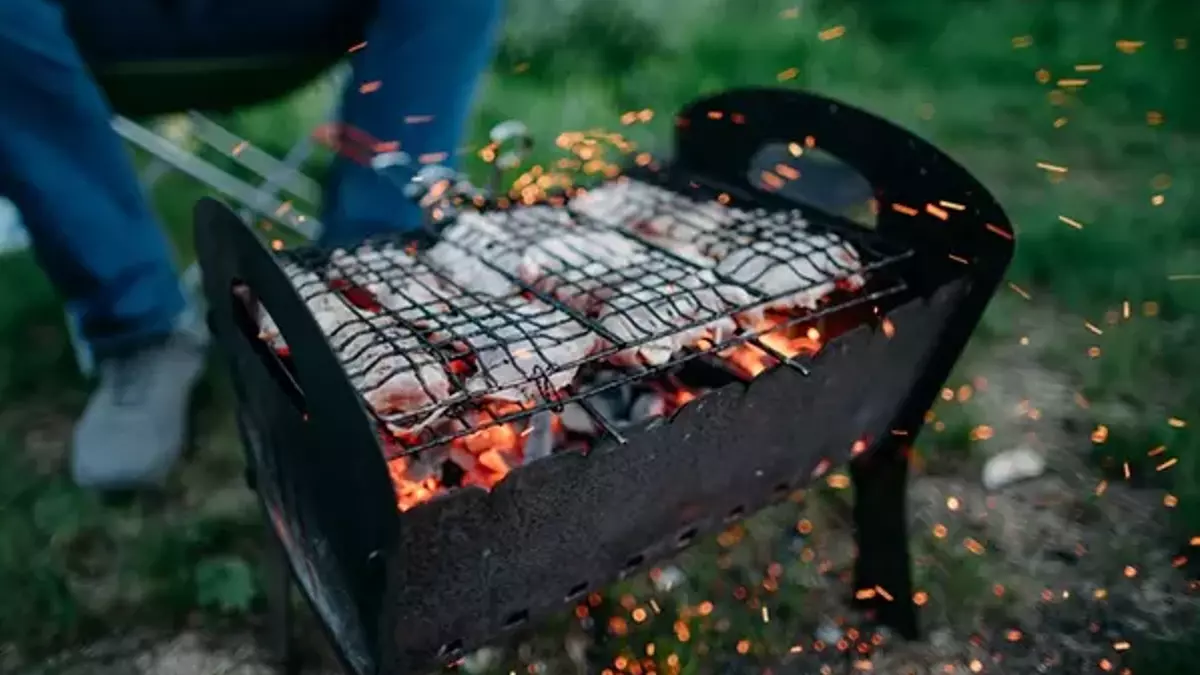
[266,175,914,456]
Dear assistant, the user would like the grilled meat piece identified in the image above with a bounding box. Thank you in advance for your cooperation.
[715,230,864,311]
[425,297,599,402]
[599,269,756,366]
[258,263,455,422]
[424,212,526,297]
[327,246,459,322]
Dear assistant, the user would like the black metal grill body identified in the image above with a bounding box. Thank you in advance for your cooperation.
[196,88,1013,675]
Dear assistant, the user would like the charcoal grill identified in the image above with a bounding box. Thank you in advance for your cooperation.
[195,87,1013,675]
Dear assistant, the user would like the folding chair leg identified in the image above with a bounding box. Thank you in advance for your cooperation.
[850,438,919,639]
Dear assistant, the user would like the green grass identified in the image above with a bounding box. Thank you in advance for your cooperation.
[1,0,1198,667]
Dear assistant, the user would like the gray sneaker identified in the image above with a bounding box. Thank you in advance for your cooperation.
[71,330,208,490]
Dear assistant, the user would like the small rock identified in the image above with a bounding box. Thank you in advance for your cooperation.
[788,534,807,553]
[982,447,1046,490]
[629,392,667,423]
[929,628,956,651]
[564,633,589,673]
[463,647,502,674]
[815,618,842,644]
[522,411,554,464]
[653,566,687,592]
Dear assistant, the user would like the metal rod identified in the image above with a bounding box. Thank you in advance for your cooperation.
[747,337,811,376]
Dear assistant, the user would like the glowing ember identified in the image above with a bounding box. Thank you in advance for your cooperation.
[716,312,823,378]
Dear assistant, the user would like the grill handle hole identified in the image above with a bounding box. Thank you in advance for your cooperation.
[503,610,529,630]
[230,282,307,414]
[565,582,589,602]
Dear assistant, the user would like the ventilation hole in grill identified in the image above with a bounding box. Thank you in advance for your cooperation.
[725,505,746,522]
[565,581,589,602]
[503,610,529,629]
[623,553,646,573]
[772,481,792,498]
[676,526,699,548]
[438,639,464,658]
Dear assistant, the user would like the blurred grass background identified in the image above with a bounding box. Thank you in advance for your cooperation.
[1,0,1198,668]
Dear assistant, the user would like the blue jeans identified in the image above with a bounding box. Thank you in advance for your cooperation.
[0,0,503,359]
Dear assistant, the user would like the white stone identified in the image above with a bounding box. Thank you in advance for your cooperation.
[982,447,1046,490]
[815,618,842,644]
[653,565,686,592]
[462,647,502,674]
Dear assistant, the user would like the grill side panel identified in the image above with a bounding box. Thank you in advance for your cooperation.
[379,279,967,674]
[195,199,397,675]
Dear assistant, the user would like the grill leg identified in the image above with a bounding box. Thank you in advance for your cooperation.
[850,439,919,639]
[264,518,301,675]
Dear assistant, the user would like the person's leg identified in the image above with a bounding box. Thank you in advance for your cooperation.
[0,0,187,356]
[0,0,204,489]
[321,0,506,245]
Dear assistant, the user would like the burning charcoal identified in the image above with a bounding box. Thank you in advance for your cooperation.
[523,410,555,464]
[560,402,599,436]
[447,447,477,472]
[585,386,633,426]
[388,453,446,511]
[593,370,634,408]
[440,459,466,487]
[628,391,667,424]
